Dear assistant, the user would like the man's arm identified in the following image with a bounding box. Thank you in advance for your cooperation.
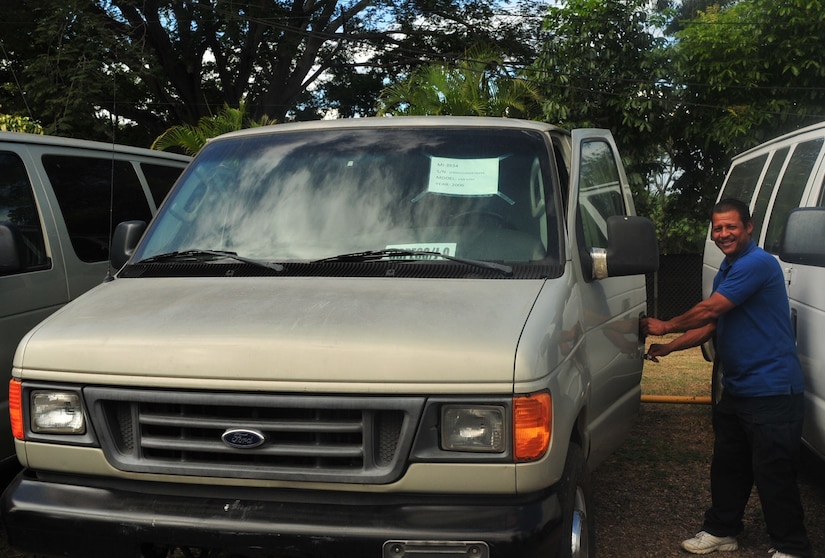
[645,322,716,362]
[642,292,735,336]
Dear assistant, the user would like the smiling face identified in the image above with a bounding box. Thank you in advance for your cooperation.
[711,209,753,260]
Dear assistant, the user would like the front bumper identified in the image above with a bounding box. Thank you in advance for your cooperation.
[2,471,563,558]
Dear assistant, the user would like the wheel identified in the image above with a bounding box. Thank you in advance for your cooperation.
[558,443,594,558]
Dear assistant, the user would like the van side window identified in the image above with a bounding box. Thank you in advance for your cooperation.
[577,140,626,250]
[141,162,184,207]
[751,147,789,242]
[819,176,825,206]
[721,154,767,204]
[764,138,824,253]
[0,151,50,273]
[43,155,153,263]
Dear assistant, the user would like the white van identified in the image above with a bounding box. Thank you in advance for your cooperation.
[0,132,190,472]
[702,120,825,461]
[2,117,657,558]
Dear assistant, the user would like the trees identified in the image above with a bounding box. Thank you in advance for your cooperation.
[530,0,825,253]
[151,103,275,155]
[674,0,825,151]
[376,45,542,117]
[531,0,672,192]
[659,0,825,251]
[0,0,547,145]
[0,111,44,134]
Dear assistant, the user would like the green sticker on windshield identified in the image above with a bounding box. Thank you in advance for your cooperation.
[385,243,457,259]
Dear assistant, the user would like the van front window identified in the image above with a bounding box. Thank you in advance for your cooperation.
[134,127,560,274]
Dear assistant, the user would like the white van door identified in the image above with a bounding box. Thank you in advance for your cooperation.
[786,157,825,460]
[567,129,647,466]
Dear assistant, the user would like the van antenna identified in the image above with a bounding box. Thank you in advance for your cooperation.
[104,57,117,283]
[0,39,35,120]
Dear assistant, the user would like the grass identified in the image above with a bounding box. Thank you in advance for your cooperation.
[641,334,713,398]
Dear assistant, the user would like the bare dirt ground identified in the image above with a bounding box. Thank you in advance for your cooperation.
[593,402,825,558]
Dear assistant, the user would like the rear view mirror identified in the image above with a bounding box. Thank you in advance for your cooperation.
[779,208,825,267]
[110,220,148,270]
[590,216,659,279]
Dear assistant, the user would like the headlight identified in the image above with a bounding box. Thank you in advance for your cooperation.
[441,405,505,452]
[31,391,86,434]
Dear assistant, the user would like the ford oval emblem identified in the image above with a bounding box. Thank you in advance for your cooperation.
[221,428,267,449]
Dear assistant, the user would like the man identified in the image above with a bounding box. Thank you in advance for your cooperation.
[642,198,811,557]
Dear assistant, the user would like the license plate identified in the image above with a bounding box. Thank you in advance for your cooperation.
[383,540,489,558]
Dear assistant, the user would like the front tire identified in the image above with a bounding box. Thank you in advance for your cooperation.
[558,443,594,558]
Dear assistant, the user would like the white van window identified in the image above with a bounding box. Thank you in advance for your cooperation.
[43,155,153,263]
[0,151,49,273]
[751,147,789,242]
[764,138,824,253]
[577,140,625,250]
[721,154,768,205]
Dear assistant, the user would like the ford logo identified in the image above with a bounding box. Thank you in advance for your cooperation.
[221,428,267,449]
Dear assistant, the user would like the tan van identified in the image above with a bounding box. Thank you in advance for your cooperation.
[0,132,190,472]
[2,117,657,558]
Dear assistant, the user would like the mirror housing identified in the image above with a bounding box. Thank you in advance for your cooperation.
[591,216,659,280]
[110,220,147,270]
[779,207,825,267]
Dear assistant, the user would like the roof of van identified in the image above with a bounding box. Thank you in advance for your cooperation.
[209,116,568,143]
[0,131,191,162]
[733,120,825,161]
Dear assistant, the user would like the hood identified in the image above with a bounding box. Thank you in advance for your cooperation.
[16,277,548,390]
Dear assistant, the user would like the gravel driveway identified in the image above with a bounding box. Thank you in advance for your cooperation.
[593,402,825,558]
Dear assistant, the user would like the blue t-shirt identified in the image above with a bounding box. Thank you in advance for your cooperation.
[712,240,804,397]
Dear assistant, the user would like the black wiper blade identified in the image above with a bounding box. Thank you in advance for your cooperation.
[312,249,512,276]
[135,250,284,272]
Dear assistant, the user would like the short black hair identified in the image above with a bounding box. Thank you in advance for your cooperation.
[712,198,752,226]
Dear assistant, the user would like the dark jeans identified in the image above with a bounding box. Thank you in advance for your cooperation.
[702,392,812,557]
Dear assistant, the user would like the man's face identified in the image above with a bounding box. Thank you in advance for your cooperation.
[711,209,753,259]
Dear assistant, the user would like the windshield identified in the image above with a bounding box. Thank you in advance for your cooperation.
[133,126,561,266]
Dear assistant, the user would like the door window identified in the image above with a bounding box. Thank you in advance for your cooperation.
[577,140,626,250]
[0,151,49,274]
[141,162,185,207]
[751,147,788,242]
[764,139,824,253]
[43,155,153,262]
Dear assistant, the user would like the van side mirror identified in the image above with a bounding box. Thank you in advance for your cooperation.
[111,220,147,270]
[0,222,23,275]
[779,207,825,267]
[591,216,659,279]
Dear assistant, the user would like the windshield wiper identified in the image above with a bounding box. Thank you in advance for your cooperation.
[311,249,512,276]
[135,249,284,272]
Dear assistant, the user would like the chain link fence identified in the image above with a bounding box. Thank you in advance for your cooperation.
[646,254,704,320]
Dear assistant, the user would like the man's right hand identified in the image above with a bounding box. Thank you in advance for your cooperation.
[644,343,672,363]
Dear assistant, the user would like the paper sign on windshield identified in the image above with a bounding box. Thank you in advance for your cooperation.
[428,157,500,196]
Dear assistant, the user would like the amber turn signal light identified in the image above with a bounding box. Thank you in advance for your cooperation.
[513,392,552,462]
[9,378,24,440]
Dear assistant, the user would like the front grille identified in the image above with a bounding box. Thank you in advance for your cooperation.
[85,388,424,484]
